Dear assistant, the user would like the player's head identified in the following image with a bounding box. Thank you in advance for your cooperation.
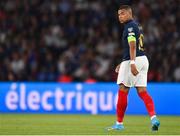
[118,5,133,23]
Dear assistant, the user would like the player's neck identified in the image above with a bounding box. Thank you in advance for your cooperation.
[124,18,133,24]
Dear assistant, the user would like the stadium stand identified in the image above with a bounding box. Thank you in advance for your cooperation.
[0,0,179,82]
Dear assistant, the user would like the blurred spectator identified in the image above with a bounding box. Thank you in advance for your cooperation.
[174,62,180,82]
[0,0,179,82]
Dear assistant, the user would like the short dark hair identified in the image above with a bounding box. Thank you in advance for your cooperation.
[119,5,132,10]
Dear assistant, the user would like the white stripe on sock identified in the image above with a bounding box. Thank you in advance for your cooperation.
[151,115,156,120]
[116,121,123,125]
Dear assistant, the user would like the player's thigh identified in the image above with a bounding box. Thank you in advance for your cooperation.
[117,61,131,87]
[134,72,148,87]
[134,56,149,87]
[135,56,149,72]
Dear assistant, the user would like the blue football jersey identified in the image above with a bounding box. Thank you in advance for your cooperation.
[122,20,145,61]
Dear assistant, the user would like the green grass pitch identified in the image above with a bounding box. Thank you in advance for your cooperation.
[0,114,180,135]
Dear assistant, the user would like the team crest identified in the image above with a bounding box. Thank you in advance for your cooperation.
[128,27,133,32]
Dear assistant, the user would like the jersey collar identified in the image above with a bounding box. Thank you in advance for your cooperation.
[124,19,133,24]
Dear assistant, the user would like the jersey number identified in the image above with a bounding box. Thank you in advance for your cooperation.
[138,34,144,51]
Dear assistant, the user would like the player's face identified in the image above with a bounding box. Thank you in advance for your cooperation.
[118,9,130,23]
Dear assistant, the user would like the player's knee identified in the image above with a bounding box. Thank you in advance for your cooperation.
[119,84,129,92]
[136,87,146,93]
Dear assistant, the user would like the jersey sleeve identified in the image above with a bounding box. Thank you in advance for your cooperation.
[124,25,137,43]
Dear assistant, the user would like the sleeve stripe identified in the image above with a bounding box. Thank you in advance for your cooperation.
[127,36,136,43]
[128,32,135,36]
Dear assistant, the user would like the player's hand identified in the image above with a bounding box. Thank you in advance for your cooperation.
[115,64,121,73]
[130,64,139,76]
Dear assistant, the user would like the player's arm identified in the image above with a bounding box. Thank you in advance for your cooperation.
[128,35,139,76]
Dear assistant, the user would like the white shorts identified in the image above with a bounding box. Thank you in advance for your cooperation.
[117,56,149,87]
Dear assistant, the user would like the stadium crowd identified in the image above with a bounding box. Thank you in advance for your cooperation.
[0,0,179,82]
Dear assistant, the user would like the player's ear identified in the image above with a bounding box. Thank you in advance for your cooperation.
[130,9,133,16]
[128,10,132,18]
